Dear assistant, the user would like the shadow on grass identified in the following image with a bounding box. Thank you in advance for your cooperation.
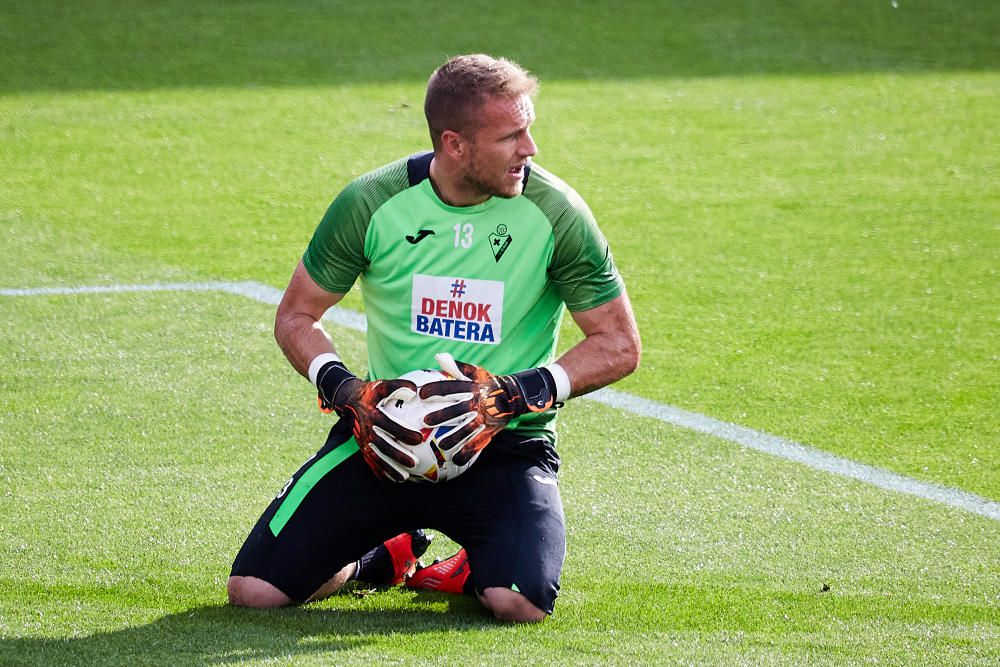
[1,581,995,663]
[2,0,998,94]
[0,594,493,665]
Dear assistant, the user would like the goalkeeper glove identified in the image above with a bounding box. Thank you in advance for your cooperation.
[315,359,422,482]
[417,354,559,466]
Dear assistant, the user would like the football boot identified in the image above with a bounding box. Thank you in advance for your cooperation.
[384,529,434,585]
[405,547,470,594]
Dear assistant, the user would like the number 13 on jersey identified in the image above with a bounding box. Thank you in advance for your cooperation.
[453,223,474,248]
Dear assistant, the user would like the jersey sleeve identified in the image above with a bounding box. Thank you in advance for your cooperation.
[529,170,624,312]
[302,182,370,294]
[550,203,624,311]
[302,159,410,294]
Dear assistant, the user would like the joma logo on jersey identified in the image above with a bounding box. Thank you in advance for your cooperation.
[412,275,503,345]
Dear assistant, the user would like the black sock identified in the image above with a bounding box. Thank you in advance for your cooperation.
[352,544,393,585]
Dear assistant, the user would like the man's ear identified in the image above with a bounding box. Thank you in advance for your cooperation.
[440,129,466,159]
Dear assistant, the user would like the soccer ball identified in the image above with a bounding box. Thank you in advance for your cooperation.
[376,368,477,483]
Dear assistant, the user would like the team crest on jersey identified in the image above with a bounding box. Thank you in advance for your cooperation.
[488,224,512,263]
[412,274,503,344]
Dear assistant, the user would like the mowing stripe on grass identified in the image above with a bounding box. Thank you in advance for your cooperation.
[4,280,999,523]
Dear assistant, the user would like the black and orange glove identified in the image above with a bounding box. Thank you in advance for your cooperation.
[316,360,422,482]
[417,354,558,466]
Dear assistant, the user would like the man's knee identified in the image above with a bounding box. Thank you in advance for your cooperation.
[480,587,548,623]
[227,576,293,608]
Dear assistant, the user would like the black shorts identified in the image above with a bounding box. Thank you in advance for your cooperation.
[230,418,566,613]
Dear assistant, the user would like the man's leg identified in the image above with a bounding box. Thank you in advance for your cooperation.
[228,420,419,606]
[407,446,566,623]
[228,574,295,607]
[229,529,431,607]
[352,530,433,587]
[228,563,354,608]
[478,588,548,623]
[405,548,547,623]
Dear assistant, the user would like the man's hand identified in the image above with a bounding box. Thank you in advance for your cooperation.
[417,354,557,466]
[316,362,422,482]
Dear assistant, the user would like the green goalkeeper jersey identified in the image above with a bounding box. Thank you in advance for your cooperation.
[303,152,623,443]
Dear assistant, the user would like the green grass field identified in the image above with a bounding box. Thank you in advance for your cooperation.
[2,1,998,664]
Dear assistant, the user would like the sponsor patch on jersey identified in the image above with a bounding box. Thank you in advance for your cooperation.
[411,274,503,344]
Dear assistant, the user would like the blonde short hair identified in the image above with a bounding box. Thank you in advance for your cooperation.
[425,54,538,149]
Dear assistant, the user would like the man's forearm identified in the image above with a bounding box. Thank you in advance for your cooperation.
[555,330,640,399]
[274,311,338,380]
[557,293,642,399]
[274,260,347,381]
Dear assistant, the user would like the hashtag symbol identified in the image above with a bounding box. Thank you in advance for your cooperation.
[450,280,466,297]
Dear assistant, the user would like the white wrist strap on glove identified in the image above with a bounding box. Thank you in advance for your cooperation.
[308,352,342,387]
[543,363,572,402]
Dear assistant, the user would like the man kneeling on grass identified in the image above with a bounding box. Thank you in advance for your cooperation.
[227,53,640,623]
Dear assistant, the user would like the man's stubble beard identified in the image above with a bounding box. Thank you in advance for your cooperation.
[462,144,523,200]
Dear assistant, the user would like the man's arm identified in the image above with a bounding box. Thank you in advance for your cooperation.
[274,259,426,481]
[555,291,642,398]
[274,260,345,379]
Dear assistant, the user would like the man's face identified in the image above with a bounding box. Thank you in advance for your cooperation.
[460,94,538,199]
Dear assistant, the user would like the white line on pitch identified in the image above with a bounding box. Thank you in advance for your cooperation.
[4,280,998,523]
[0,281,368,333]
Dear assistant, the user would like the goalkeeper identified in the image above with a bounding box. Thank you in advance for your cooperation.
[228,53,641,623]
